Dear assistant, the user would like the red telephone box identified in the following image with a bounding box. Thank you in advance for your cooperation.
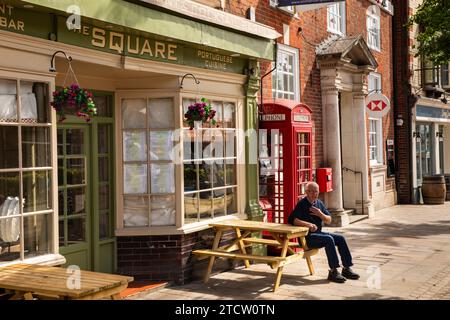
[259,99,313,227]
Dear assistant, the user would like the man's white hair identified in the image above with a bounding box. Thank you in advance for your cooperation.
[305,181,319,191]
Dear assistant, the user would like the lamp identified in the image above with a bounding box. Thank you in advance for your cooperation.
[436,131,444,142]
[413,131,421,142]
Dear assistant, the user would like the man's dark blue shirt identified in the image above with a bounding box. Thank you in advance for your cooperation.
[288,197,331,233]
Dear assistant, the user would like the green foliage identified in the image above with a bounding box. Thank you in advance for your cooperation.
[407,0,450,65]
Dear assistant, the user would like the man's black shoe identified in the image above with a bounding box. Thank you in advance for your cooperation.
[328,269,346,283]
[342,267,360,280]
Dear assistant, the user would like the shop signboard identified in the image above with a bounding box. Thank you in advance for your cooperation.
[365,92,391,118]
[0,4,247,74]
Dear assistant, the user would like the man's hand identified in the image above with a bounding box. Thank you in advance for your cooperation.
[309,206,323,218]
[308,224,318,232]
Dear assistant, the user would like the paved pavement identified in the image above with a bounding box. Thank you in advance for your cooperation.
[128,203,450,300]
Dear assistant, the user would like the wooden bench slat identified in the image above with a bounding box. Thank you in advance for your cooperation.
[193,249,284,263]
[242,238,300,247]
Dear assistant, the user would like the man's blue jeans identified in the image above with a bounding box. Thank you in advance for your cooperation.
[305,232,353,270]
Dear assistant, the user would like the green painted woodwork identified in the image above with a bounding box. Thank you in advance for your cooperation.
[57,90,116,273]
[14,0,275,61]
[244,60,265,256]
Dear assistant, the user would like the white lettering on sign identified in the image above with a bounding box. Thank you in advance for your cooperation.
[365,93,391,118]
[260,114,286,121]
[80,25,178,61]
[0,5,25,32]
[293,114,309,122]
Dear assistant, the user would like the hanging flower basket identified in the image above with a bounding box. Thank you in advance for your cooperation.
[51,84,97,122]
[184,97,216,130]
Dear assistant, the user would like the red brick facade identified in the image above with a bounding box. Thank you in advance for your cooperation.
[228,0,396,194]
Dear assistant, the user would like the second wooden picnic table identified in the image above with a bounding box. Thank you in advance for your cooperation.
[193,219,319,292]
[0,263,133,300]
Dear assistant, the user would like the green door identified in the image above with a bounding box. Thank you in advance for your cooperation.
[57,92,116,273]
[58,125,92,270]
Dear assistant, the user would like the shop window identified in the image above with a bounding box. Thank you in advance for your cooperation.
[121,98,176,227]
[272,44,300,101]
[182,98,237,224]
[327,2,346,35]
[0,78,53,263]
[367,5,381,51]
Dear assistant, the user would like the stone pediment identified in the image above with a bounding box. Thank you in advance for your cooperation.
[316,35,378,69]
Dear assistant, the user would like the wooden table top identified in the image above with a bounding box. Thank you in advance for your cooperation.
[210,219,309,235]
[0,263,133,299]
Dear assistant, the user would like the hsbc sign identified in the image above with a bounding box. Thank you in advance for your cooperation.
[365,93,391,118]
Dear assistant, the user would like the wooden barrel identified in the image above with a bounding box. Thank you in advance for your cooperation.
[445,174,450,201]
[421,175,447,205]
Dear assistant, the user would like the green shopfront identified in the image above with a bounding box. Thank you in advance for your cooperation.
[0,0,277,282]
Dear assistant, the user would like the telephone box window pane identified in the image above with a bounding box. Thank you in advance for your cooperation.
[0,126,19,169]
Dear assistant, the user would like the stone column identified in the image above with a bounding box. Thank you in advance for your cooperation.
[321,88,345,213]
[353,92,375,217]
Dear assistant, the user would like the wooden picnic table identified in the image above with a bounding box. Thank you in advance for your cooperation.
[0,263,133,300]
[193,219,319,292]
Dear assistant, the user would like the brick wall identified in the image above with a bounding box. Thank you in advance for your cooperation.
[117,229,241,284]
[227,0,395,195]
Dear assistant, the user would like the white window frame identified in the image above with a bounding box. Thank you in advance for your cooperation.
[270,0,295,15]
[368,72,382,94]
[115,90,246,236]
[272,44,300,101]
[369,118,383,166]
[0,72,58,265]
[367,5,381,52]
[327,2,346,36]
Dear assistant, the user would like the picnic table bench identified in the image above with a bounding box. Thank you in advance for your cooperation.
[0,263,133,300]
[193,219,319,292]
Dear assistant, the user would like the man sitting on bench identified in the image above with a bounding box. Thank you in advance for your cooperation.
[288,181,360,283]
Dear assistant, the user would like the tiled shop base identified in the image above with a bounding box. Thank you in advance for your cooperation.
[120,281,168,298]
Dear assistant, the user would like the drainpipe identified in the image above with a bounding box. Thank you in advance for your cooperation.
[259,42,278,114]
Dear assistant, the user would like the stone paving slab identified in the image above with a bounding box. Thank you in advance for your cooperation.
[127,203,450,300]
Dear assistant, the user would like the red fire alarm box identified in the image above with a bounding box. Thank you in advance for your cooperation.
[316,168,333,193]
